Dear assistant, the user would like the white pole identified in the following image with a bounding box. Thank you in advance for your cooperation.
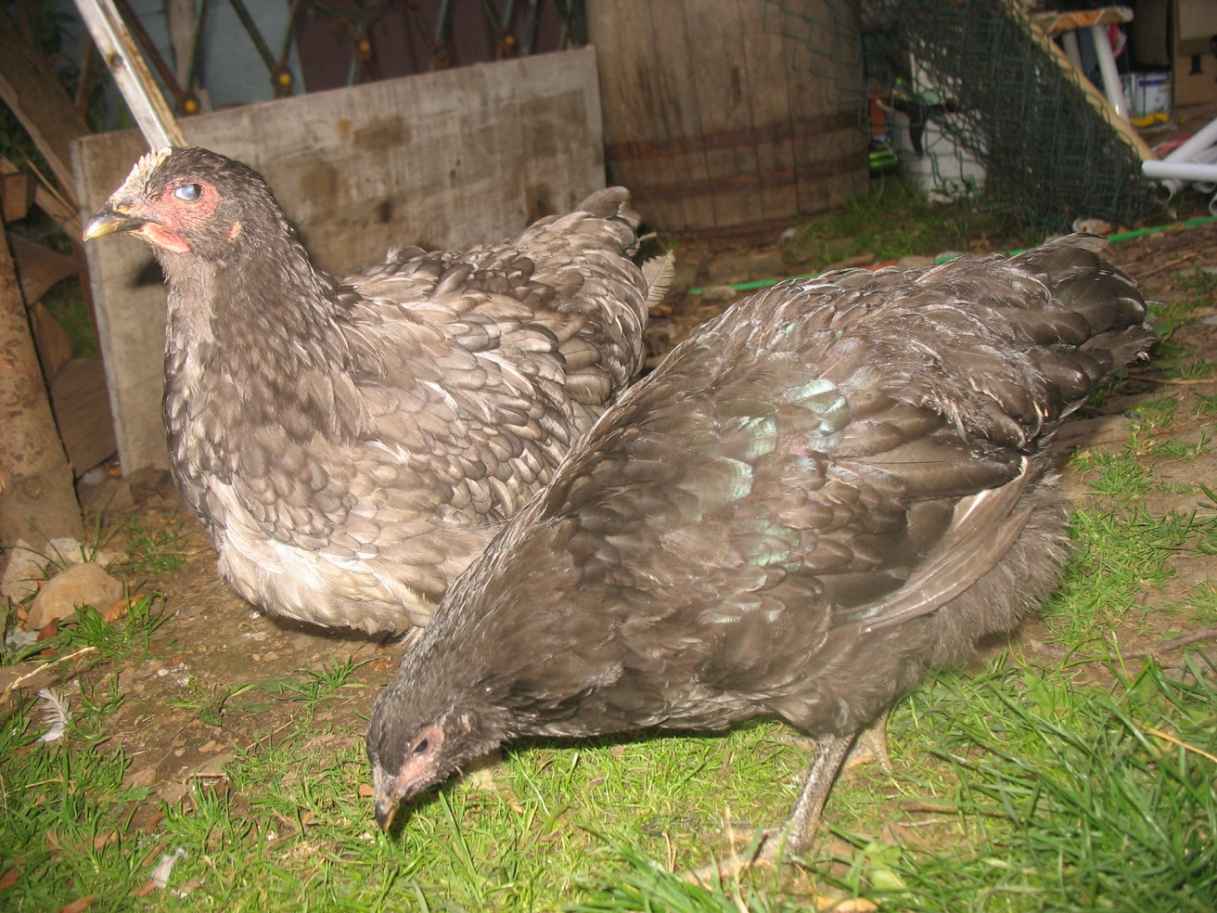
[1060,31,1083,73]
[1089,24,1128,120]
[1164,115,1217,162]
[1142,160,1217,182]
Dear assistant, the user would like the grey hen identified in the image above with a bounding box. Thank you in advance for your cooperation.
[83,147,666,633]
[367,236,1151,851]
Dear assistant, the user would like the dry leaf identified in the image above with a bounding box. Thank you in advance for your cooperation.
[132,880,157,898]
[92,831,116,851]
[815,898,877,913]
[45,830,62,852]
[36,622,58,641]
[357,783,374,798]
[102,599,130,624]
[0,868,19,890]
[58,896,94,913]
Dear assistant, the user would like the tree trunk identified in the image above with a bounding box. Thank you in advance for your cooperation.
[0,219,83,555]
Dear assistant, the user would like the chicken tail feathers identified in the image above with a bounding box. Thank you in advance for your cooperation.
[576,186,640,232]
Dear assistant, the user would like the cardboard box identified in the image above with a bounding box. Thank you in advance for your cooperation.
[1177,0,1217,57]
[1173,0,1217,107]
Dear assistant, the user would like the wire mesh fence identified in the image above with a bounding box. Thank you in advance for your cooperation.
[765,0,1161,232]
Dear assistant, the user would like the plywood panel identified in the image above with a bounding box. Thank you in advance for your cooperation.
[73,47,604,474]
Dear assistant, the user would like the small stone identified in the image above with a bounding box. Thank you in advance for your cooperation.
[27,563,123,629]
[1071,217,1112,235]
[47,537,88,565]
[79,466,108,486]
[1,539,43,602]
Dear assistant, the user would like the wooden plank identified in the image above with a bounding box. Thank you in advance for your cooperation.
[33,185,82,239]
[2,172,33,223]
[50,358,117,474]
[744,0,799,223]
[1031,6,1133,36]
[73,0,185,148]
[686,0,765,228]
[8,237,82,306]
[781,0,867,216]
[0,10,90,205]
[1012,1,1154,161]
[588,0,691,230]
[646,2,716,230]
[73,47,604,473]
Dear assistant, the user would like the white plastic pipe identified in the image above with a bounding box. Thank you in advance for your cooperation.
[1142,160,1217,182]
[1090,24,1128,120]
[1164,115,1217,162]
[1145,116,1217,196]
[1060,31,1083,72]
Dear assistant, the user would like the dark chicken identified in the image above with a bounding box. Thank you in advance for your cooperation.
[367,236,1151,852]
[83,147,666,633]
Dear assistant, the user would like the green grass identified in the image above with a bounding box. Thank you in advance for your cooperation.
[1070,448,1153,498]
[782,175,1019,270]
[169,681,257,728]
[53,596,167,662]
[1149,269,1217,338]
[1194,393,1217,417]
[116,517,187,577]
[1042,507,1196,644]
[818,658,1217,913]
[269,657,369,710]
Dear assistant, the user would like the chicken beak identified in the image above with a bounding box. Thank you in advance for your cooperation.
[373,790,399,831]
[82,205,147,242]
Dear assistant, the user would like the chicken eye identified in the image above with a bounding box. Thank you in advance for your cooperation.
[413,738,429,755]
[174,183,203,202]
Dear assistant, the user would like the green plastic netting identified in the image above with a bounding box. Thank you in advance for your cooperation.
[763,0,1161,232]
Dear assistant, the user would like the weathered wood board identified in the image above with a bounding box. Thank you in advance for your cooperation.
[588,0,867,238]
[73,46,605,474]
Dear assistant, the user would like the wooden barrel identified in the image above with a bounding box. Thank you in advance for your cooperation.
[587,0,868,238]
